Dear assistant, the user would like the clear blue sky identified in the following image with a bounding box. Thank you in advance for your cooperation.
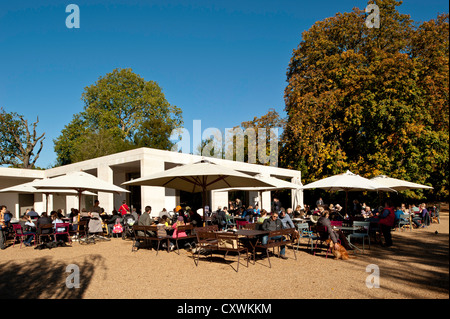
[1,0,448,168]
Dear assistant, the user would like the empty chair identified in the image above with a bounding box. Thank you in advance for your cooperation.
[398,214,412,232]
[348,221,370,252]
[193,230,218,266]
[216,232,249,272]
[296,223,316,252]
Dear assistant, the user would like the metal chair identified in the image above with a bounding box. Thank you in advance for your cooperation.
[295,222,316,252]
[54,222,72,244]
[225,215,236,229]
[398,214,412,231]
[193,230,218,266]
[348,221,370,252]
[12,224,36,248]
[313,225,333,258]
[236,220,249,229]
[37,223,54,244]
[216,232,249,272]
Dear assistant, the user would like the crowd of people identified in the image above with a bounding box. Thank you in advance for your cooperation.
[0,196,441,254]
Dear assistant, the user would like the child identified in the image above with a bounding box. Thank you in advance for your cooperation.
[112,218,123,238]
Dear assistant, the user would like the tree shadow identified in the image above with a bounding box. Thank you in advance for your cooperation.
[344,231,449,298]
[0,254,106,299]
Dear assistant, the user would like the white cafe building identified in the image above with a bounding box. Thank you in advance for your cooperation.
[0,147,303,218]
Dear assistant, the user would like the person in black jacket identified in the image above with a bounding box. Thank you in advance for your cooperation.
[317,210,352,250]
[261,211,287,259]
[211,207,226,230]
[36,212,53,234]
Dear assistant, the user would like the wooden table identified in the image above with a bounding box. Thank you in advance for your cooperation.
[234,229,269,260]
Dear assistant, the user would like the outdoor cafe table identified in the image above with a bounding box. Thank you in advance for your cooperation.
[234,229,269,259]
[216,229,269,258]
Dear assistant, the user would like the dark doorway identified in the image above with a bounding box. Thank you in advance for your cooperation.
[179,191,209,212]
[127,173,142,214]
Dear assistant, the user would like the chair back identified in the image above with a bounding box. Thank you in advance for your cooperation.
[12,224,24,235]
[195,225,218,233]
[196,230,217,242]
[132,225,150,239]
[297,223,313,237]
[330,221,343,227]
[55,223,70,235]
[315,225,328,240]
[353,221,370,234]
[38,223,54,235]
[173,224,193,239]
[267,230,283,241]
[296,222,309,231]
[242,223,256,230]
[77,220,88,235]
[236,220,248,229]
[216,232,239,250]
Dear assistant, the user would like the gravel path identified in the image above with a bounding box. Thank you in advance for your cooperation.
[1,206,448,299]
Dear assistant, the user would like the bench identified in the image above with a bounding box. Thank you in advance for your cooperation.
[132,225,171,255]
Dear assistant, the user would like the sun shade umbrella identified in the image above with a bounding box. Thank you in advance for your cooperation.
[122,159,276,221]
[0,179,97,212]
[370,175,433,191]
[32,171,129,212]
[302,170,396,214]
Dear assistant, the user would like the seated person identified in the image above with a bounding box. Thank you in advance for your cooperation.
[19,214,36,246]
[188,209,203,228]
[257,209,269,224]
[317,210,352,250]
[36,212,53,237]
[261,212,288,260]
[51,211,70,241]
[362,206,373,219]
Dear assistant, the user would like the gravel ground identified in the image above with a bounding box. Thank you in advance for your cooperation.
[1,205,448,300]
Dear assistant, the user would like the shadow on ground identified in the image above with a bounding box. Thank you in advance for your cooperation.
[0,254,105,299]
[295,225,449,298]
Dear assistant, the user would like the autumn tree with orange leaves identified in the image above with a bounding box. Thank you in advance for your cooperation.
[281,0,448,199]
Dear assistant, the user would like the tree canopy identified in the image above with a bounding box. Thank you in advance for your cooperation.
[281,0,449,199]
[0,107,45,169]
[54,68,183,164]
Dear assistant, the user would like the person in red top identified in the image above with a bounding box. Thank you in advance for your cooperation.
[378,201,395,247]
[118,200,130,216]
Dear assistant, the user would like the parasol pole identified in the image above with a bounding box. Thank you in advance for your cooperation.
[345,190,348,216]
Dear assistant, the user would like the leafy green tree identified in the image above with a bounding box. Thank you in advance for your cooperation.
[281,0,448,199]
[54,68,183,164]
